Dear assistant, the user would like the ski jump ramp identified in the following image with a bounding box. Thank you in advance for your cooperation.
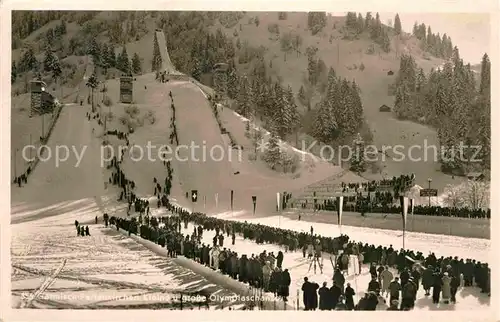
[155,30,179,75]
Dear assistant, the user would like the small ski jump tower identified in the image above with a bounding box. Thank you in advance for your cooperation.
[212,63,229,102]
[120,76,133,103]
[30,80,56,117]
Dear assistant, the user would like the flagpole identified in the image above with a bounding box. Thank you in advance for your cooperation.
[277,192,281,228]
[230,190,234,217]
[403,225,405,250]
[411,199,415,232]
[337,196,344,235]
[400,196,408,251]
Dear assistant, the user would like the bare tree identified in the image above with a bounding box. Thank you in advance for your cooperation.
[442,179,490,210]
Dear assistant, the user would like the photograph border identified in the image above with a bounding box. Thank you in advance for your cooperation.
[1,0,499,321]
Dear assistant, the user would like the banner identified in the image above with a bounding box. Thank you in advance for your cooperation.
[203,195,206,209]
[191,190,198,203]
[409,198,414,215]
[252,196,257,215]
[215,193,219,209]
[399,196,408,230]
[276,192,281,212]
[337,196,344,226]
[230,190,234,211]
[313,191,317,210]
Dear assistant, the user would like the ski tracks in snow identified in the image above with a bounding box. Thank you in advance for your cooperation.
[19,259,67,308]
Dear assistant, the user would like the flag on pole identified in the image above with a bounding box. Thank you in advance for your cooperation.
[400,196,408,230]
[215,193,219,209]
[337,196,344,226]
[252,196,257,215]
[230,190,234,211]
[276,192,281,212]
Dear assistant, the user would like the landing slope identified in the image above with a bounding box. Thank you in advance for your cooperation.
[11,104,105,223]
[170,81,269,214]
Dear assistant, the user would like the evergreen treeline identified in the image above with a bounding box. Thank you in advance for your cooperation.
[393,51,491,174]
[344,12,455,59]
[412,21,454,59]
[307,12,327,35]
[344,12,390,52]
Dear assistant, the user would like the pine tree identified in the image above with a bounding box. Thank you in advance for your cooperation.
[345,12,358,29]
[60,20,67,34]
[51,56,62,97]
[307,12,327,35]
[312,100,338,143]
[264,132,282,170]
[244,120,251,138]
[370,13,382,40]
[285,85,300,130]
[350,81,364,130]
[43,48,56,72]
[350,133,366,173]
[100,44,110,71]
[273,82,290,139]
[108,45,116,68]
[297,85,307,105]
[394,14,402,35]
[19,46,37,73]
[357,13,364,34]
[307,52,318,85]
[364,12,372,30]
[117,46,130,74]
[236,76,253,118]
[394,82,411,119]
[478,53,491,170]
[227,65,239,99]
[87,38,100,63]
[191,57,203,81]
[278,12,288,20]
[86,72,99,112]
[381,30,391,53]
[132,53,142,74]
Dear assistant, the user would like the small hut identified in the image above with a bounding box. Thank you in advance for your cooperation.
[379,104,392,112]
[387,70,394,76]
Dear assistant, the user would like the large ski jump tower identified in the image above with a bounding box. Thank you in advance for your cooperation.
[153,29,176,74]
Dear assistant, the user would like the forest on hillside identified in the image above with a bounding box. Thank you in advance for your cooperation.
[11,11,490,176]
[393,51,491,176]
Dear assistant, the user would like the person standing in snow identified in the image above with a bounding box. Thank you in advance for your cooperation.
[441,272,452,304]
[344,282,356,310]
[380,266,394,298]
[389,277,401,304]
[432,268,443,304]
